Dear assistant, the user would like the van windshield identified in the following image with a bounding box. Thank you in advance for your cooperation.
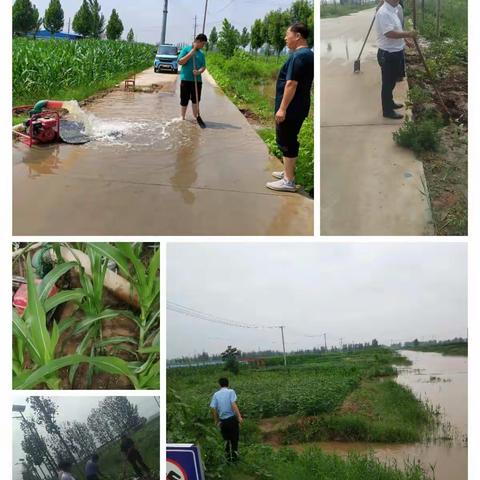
[157,45,178,56]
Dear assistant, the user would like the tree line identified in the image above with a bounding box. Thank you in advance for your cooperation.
[208,0,313,58]
[12,0,135,41]
[19,396,146,480]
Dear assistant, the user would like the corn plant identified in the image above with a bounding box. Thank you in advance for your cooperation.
[13,38,156,104]
[88,243,160,389]
[13,255,138,390]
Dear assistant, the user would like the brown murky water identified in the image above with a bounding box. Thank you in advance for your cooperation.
[13,73,312,235]
[294,351,468,479]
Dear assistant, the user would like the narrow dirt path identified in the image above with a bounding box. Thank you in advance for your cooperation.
[13,69,312,235]
[320,8,434,235]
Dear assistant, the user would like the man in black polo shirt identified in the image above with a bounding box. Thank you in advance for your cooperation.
[266,22,314,193]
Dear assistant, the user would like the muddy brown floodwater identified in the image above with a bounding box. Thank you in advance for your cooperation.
[293,350,468,480]
[13,70,312,235]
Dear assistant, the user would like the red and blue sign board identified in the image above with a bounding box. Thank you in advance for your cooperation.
[166,444,205,480]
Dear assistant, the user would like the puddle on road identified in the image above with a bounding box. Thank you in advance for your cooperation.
[320,38,377,64]
[290,351,468,480]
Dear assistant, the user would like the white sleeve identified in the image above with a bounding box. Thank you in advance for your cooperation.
[378,11,396,35]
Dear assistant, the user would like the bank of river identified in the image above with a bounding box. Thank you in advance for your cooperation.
[290,350,467,480]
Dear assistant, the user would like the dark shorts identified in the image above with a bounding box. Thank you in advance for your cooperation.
[276,116,306,158]
[180,80,202,106]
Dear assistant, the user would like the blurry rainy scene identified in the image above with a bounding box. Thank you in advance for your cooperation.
[12,395,160,480]
[12,242,160,390]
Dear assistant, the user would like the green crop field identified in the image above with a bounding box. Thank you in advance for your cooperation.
[405,342,468,357]
[167,348,435,480]
[12,38,155,106]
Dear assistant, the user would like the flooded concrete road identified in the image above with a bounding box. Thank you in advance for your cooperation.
[298,350,468,480]
[320,8,433,235]
[13,70,312,235]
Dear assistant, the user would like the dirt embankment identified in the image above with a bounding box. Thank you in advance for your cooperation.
[406,48,468,236]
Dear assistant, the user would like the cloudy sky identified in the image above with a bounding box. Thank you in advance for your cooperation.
[167,242,467,358]
[12,395,159,479]
[29,0,296,44]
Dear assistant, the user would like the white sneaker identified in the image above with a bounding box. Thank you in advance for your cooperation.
[272,171,284,179]
[266,178,296,192]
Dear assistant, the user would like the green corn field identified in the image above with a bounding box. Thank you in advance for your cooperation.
[13,38,156,105]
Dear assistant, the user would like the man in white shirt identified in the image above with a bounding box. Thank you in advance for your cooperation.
[57,460,76,480]
[376,0,417,119]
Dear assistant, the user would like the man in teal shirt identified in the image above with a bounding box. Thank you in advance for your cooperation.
[178,33,208,120]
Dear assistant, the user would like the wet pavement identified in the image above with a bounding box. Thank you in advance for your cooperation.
[296,350,468,480]
[13,70,312,235]
[320,8,434,235]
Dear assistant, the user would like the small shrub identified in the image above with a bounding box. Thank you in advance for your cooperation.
[393,115,443,153]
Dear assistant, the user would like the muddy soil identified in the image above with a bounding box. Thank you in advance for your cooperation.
[406,49,468,235]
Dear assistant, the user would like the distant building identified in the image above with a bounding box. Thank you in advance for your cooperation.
[26,30,83,41]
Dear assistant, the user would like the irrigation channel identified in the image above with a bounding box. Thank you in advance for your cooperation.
[290,350,467,480]
[13,70,312,236]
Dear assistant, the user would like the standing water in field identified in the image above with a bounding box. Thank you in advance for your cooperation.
[306,351,467,480]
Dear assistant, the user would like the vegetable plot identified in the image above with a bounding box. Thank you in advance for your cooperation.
[12,243,160,390]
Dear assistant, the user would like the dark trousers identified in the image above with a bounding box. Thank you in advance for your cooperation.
[276,116,306,158]
[220,416,239,462]
[127,449,149,477]
[377,49,404,114]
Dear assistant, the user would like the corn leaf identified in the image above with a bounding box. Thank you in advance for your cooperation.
[38,261,77,301]
[43,289,85,312]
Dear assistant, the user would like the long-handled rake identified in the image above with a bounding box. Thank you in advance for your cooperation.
[354,13,376,73]
[192,54,206,129]
[413,37,450,119]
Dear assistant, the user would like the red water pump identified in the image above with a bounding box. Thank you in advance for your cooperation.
[19,111,61,147]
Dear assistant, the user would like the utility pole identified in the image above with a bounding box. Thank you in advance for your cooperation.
[280,326,287,368]
[67,18,70,35]
[324,333,327,352]
[339,338,343,349]
[161,0,168,45]
[194,15,198,39]
[202,0,209,34]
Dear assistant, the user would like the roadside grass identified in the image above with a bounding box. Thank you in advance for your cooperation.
[230,446,433,480]
[320,2,377,19]
[79,416,160,479]
[207,50,314,195]
[404,342,467,357]
[397,0,468,235]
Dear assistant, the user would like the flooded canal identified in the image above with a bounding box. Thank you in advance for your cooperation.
[298,351,468,480]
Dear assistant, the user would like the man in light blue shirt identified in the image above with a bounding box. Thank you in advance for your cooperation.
[178,34,207,120]
[210,377,243,462]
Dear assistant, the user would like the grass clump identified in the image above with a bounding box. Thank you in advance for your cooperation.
[405,341,467,356]
[393,113,443,153]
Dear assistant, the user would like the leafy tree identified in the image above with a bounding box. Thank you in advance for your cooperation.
[290,0,314,46]
[217,18,240,58]
[44,0,64,36]
[31,6,43,40]
[87,407,116,445]
[209,26,218,50]
[127,27,135,42]
[240,26,250,49]
[12,0,37,36]
[106,8,123,40]
[265,9,290,57]
[72,0,92,37]
[89,0,105,38]
[372,338,379,347]
[413,338,420,347]
[62,421,96,459]
[98,396,143,436]
[250,18,265,53]
[222,345,241,375]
